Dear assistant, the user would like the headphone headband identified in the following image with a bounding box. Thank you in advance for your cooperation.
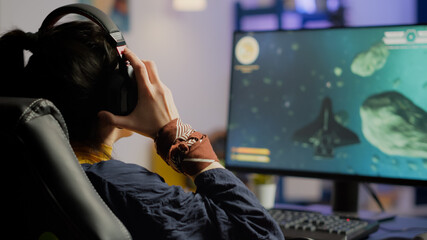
[39,3,126,47]
[38,3,137,116]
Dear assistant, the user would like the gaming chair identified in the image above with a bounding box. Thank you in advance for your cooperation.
[0,97,132,239]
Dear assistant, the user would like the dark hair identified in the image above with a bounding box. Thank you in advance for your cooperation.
[0,21,119,153]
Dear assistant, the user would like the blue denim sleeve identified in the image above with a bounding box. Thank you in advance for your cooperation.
[83,160,284,240]
[195,168,284,240]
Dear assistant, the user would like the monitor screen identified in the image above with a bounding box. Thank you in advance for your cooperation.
[225,25,427,186]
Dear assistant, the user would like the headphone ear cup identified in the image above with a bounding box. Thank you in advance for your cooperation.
[124,66,138,114]
[104,67,137,116]
[104,70,126,115]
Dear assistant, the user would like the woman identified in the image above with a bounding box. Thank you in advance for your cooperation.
[0,21,284,240]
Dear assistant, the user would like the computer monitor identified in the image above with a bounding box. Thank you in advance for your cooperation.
[225,24,427,214]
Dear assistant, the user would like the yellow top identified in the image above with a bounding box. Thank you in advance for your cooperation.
[73,144,113,165]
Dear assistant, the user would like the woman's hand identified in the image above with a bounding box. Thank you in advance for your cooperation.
[98,48,179,139]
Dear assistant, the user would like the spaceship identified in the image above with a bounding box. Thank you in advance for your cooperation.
[292,97,360,158]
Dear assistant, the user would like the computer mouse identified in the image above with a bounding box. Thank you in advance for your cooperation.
[414,232,427,240]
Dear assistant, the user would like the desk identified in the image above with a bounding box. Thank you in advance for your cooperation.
[275,204,427,239]
[369,216,427,240]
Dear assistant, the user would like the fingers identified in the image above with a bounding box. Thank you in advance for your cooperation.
[122,48,151,91]
[143,60,162,85]
[123,48,162,86]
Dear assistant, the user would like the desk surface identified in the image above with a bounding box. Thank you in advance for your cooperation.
[369,216,427,240]
[275,204,427,240]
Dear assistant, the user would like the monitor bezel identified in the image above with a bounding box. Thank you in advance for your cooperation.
[225,24,427,187]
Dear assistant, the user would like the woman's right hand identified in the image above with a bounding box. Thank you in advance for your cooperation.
[98,48,180,139]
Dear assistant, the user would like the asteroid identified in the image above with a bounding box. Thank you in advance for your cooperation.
[351,42,390,77]
[360,91,427,158]
[334,67,343,77]
[334,67,342,77]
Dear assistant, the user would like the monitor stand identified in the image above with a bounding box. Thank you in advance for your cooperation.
[331,180,395,222]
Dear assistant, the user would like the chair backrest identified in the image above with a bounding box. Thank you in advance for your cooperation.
[0,97,132,240]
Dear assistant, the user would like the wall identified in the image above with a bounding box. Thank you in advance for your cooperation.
[344,0,416,26]
[0,0,75,32]
[0,0,234,169]
[117,0,234,168]
[0,0,418,171]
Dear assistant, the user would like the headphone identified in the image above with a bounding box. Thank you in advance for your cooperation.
[39,3,137,116]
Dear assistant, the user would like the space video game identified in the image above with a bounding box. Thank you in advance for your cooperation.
[226,25,427,181]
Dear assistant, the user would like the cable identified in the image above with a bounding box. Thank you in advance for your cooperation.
[362,183,385,212]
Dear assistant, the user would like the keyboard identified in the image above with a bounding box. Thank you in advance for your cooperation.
[268,208,380,240]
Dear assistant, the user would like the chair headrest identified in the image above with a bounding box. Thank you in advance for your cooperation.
[0,97,68,139]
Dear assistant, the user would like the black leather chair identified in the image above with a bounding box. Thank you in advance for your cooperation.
[0,97,132,239]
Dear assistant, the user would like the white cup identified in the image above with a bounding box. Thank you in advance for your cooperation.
[254,183,277,209]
